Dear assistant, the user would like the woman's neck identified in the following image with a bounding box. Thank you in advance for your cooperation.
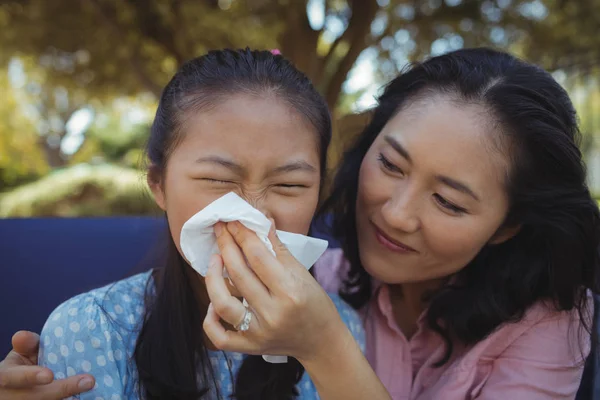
[388,279,443,339]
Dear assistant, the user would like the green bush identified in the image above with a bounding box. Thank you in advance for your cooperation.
[0,164,160,217]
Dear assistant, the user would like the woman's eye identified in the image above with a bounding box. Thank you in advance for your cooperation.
[433,194,467,215]
[378,153,403,174]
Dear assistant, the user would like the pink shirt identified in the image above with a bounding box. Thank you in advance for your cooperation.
[314,248,591,400]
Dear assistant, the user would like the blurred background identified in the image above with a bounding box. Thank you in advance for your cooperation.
[1,0,600,217]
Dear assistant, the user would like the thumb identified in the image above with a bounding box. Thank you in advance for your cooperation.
[12,331,40,361]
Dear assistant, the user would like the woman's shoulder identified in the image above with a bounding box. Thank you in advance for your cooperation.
[465,292,593,365]
[313,248,350,293]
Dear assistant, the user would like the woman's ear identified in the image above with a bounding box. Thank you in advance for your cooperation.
[489,224,521,245]
[147,165,166,211]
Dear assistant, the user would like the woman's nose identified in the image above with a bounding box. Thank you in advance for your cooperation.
[380,190,421,234]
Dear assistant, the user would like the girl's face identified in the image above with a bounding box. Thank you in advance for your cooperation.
[150,94,322,293]
[355,95,518,285]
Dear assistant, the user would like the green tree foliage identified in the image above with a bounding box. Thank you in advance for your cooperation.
[1,0,593,111]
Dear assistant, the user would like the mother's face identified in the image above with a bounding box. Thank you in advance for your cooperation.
[150,94,321,270]
[355,95,517,285]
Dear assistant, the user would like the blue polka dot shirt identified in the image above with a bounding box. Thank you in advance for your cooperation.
[39,271,365,399]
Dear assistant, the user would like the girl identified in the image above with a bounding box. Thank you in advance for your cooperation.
[31,49,371,400]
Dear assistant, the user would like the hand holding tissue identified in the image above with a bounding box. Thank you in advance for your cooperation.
[179,192,329,363]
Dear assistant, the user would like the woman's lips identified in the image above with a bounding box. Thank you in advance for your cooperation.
[371,222,417,253]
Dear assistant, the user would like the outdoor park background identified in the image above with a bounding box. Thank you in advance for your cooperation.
[1,0,600,217]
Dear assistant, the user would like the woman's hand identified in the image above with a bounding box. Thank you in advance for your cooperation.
[202,220,348,363]
[0,331,95,400]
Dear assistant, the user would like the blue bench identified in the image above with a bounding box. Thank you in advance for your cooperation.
[0,218,595,397]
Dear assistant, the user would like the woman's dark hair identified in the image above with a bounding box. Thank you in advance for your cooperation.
[319,47,600,365]
[135,48,331,399]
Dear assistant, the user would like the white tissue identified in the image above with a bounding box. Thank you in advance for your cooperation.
[179,192,329,364]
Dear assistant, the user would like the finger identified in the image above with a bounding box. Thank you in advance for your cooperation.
[11,331,40,364]
[37,374,96,400]
[203,303,260,354]
[214,222,270,303]
[266,218,298,265]
[224,221,285,291]
[0,365,52,388]
[205,253,251,328]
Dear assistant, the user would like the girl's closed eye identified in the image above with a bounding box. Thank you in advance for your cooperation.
[203,178,235,184]
[276,183,308,188]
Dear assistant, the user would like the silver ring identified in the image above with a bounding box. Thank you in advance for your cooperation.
[235,307,252,332]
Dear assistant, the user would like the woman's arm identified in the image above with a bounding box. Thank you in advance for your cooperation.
[202,221,391,400]
[298,319,390,400]
[0,331,94,400]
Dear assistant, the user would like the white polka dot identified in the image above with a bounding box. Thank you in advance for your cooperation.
[128,314,135,324]
[122,294,131,303]
[60,345,69,357]
[52,312,62,321]
[75,340,85,352]
[85,306,94,313]
[68,307,78,316]
[43,335,51,346]
[115,332,123,341]
[91,336,101,348]
[82,360,92,372]
[70,321,80,333]
[97,355,106,366]
[47,352,58,364]
[67,367,76,377]
[114,349,123,360]
[85,297,93,302]
[108,312,117,319]
[55,371,65,379]
[132,287,142,294]
[95,397,105,400]
[54,327,63,338]
[107,350,114,362]
[111,394,121,400]
[135,306,143,315]
[114,305,123,314]
[104,375,113,387]
[87,320,97,330]
[104,331,111,341]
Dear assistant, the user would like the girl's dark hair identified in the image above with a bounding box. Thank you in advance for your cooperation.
[135,48,331,399]
[319,47,600,365]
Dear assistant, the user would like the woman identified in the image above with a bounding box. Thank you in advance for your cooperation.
[203,48,599,399]
[2,48,598,399]
[5,48,375,400]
